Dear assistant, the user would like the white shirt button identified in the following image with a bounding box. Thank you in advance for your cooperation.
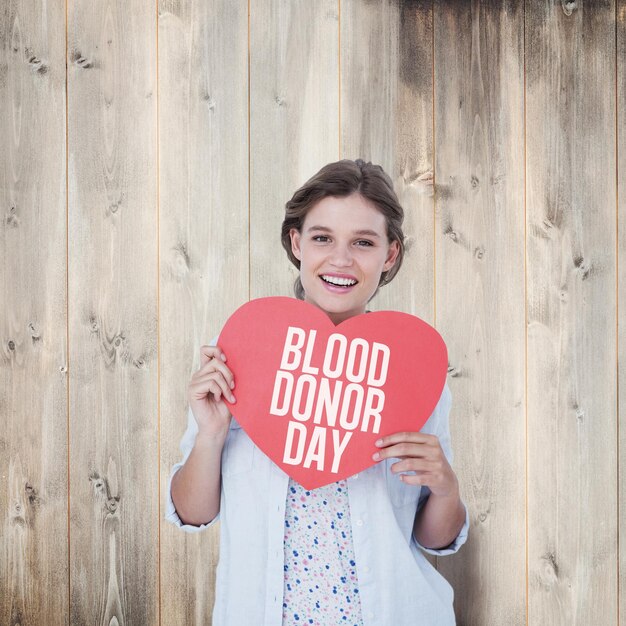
[367,611,375,619]
[356,519,364,526]
[363,565,370,573]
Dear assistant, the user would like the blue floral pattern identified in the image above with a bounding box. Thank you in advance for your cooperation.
[282,477,363,625]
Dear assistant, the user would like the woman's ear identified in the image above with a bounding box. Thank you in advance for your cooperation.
[382,240,400,271]
[290,228,302,261]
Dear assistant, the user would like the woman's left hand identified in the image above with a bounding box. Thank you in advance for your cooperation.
[372,432,459,498]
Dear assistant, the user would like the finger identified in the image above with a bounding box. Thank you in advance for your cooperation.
[189,378,225,403]
[190,372,236,404]
[375,432,438,448]
[199,344,227,368]
[373,441,435,462]
[210,380,223,403]
[389,458,434,474]
[195,357,235,390]
[400,471,459,497]
[398,473,427,487]
[202,373,236,403]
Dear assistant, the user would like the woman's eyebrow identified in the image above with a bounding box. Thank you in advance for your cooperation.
[306,225,381,238]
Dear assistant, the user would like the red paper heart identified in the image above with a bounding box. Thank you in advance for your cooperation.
[218,297,448,489]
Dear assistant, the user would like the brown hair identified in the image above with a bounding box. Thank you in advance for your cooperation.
[280,158,405,301]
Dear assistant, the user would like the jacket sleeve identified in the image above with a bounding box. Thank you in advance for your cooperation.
[413,382,470,556]
[164,335,221,533]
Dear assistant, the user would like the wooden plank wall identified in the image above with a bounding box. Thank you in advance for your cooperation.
[526,2,617,623]
[433,3,526,624]
[0,1,622,624]
[158,1,249,624]
[615,0,626,616]
[1,1,68,624]
[67,1,159,623]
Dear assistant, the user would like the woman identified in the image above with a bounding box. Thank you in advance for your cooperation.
[167,159,469,625]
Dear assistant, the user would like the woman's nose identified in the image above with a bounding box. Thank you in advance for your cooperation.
[329,244,353,267]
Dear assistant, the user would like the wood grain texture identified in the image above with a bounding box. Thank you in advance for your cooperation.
[341,0,435,324]
[618,0,625,621]
[0,1,68,624]
[158,0,249,622]
[67,1,158,623]
[1,3,624,623]
[526,1,617,623]
[250,0,340,300]
[434,3,526,624]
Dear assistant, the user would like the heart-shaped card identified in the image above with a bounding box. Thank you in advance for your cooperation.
[218,297,448,489]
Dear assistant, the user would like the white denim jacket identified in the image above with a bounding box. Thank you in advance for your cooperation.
[166,339,469,626]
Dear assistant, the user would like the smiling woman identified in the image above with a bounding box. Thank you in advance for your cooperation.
[168,158,468,626]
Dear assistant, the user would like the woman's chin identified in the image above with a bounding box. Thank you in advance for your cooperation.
[303,289,370,320]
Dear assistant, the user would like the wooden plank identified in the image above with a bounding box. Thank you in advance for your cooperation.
[618,0,625,621]
[0,1,68,623]
[250,0,340,300]
[158,0,249,622]
[433,2,526,624]
[526,1,617,623]
[340,0,435,323]
[67,1,158,623]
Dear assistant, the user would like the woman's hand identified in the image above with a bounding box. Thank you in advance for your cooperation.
[373,431,466,549]
[187,345,236,439]
[372,432,459,497]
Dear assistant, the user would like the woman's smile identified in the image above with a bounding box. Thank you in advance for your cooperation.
[289,193,399,324]
[319,272,359,291]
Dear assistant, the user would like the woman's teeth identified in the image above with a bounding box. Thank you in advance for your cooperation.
[321,275,357,287]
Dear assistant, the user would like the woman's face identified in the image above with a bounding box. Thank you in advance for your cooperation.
[289,193,399,325]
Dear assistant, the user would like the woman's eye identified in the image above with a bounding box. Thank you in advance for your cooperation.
[313,235,329,242]
[355,240,373,247]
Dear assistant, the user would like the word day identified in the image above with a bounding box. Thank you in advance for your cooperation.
[269,326,391,474]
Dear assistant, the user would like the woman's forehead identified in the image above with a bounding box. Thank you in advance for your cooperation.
[302,195,386,233]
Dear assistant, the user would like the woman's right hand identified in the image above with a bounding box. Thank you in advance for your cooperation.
[187,344,235,439]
